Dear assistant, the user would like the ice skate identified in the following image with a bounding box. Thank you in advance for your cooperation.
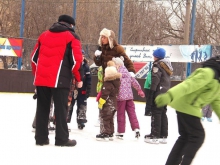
[115,133,124,140]
[135,129,140,139]
[55,139,77,147]
[159,136,167,144]
[201,117,205,121]
[96,133,109,141]
[36,139,49,146]
[144,134,159,144]
[207,118,212,122]
[78,123,85,130]
[109,134,114,141]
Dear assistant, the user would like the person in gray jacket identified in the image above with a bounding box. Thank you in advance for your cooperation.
[144,48,173,144]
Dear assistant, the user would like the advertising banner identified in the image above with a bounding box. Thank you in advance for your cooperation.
[0,38,23,57]
[122,45,212,63]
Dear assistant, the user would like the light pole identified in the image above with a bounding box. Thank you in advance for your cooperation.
[18,0,25,70]
[186,0,197,77]
[118,0,124,44]
[73,0,77,20]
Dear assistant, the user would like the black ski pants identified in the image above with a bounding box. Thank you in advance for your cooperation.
[151,105,168,138]
[35,86,69,145]
[165,111,205,165]
[68,93,87,124]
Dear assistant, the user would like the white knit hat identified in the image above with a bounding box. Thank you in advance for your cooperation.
[98,28,115,49]
[112,56,124,66]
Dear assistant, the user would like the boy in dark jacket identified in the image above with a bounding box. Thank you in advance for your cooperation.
[96,61,121,141]
[67,50,91,130]
[144,48,173,144]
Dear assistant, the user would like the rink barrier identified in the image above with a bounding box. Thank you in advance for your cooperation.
[0,70,182,102]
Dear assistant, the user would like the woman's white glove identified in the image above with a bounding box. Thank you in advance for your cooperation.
[129,72,135,77]
[95,50,102,56]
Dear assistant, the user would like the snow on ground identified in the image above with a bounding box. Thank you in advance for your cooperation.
[0,93,220,165]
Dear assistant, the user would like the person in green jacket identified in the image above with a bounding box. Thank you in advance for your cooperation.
[94,66,104,127]
[155,55,220,165]
[144,71,152,116]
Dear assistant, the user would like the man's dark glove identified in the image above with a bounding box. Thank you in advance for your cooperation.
[33,93,37,100]
[144,104,152,116]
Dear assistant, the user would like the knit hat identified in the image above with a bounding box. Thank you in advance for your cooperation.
[202,55,220,79]
[105,61,117,77]
[153,48,166,59]
[98,28,116,49]
[58,15,75,26]
[112,56,124,66]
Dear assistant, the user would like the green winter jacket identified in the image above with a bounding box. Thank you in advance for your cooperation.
[96,66,103,93]
[144,72,151,89]
[167,67,220,118]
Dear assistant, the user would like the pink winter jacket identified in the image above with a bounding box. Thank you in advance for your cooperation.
[117,66,142,101]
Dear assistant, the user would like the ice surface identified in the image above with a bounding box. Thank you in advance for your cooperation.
[0,93,219,165]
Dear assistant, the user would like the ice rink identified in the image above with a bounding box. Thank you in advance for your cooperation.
[1,93,220,165]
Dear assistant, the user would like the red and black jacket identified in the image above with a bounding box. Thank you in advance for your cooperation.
[31,22,83,88]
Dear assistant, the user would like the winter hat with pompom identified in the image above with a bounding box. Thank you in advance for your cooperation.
[112,56,124,66]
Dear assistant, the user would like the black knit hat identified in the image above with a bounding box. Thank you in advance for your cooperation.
[58,15,75,26]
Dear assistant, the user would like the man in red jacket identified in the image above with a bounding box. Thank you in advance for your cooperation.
[31,15,83,147]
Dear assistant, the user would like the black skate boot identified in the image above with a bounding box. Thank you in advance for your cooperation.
[135,131,140,139]
[109,134,114,141]
[144,134,159,144]
[116,133,124,140]
[78,123,85,130]
[96,133,109,141]
[55,139,77,147]
[36,139,49,146]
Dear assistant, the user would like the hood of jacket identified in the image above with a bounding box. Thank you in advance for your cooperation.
[159,59,173,76]
[104,72,121,82]
[49,22,75,33]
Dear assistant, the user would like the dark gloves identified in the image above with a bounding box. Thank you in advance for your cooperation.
[33,93,37,100]
[146,89,155,106]
[144,104,152,116]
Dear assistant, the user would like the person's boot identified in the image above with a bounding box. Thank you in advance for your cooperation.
[36,139,49,146]
[144,134,159,144]
[78,123,85,130]
[55,139,77,147]
[159,136,167,144]
[207,118,212,122]
[115,133,124,140]
[96,133,109,141]
[135,129,140,139]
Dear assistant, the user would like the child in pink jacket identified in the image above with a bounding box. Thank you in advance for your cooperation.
[112,57,145,139]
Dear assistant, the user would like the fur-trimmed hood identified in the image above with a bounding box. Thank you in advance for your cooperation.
[104,72,121,81]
